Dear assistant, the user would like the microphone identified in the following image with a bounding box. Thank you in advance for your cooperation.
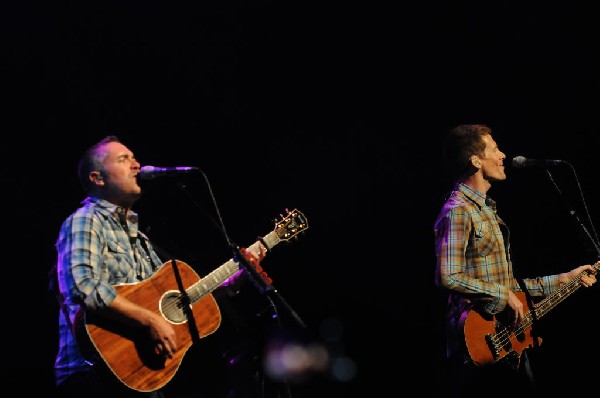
[511,156,564,168]
[138,165,199,180]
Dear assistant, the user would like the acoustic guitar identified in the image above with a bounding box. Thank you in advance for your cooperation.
[77,208,308,392]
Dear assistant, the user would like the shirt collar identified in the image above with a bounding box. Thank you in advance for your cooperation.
[81,196,139,224]
[455,182,495,210]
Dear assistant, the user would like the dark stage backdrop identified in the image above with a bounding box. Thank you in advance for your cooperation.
[5,2,600,397]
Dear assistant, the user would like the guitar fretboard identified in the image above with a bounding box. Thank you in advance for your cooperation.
[185,231,281,304]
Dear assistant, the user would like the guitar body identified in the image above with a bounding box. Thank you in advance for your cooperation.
[80,260,221,392]
[463,292,541,369]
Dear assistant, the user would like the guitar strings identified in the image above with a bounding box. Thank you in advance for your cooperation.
[156,242,265,321]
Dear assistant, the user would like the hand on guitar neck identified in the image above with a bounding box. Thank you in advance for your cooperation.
[220,245,268,296]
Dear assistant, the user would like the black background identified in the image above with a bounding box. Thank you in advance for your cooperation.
[5,2,600,397]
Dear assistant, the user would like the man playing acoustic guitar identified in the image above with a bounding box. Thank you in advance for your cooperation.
[51,136,267,398]
[434,124,597,398]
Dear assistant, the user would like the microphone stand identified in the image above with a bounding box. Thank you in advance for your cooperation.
[230,243,306,328]
[518,166,599,353]
[544,168,600,259]
[173,178,306,329]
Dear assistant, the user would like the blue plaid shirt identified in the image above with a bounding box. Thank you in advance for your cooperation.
[54,197,164,385]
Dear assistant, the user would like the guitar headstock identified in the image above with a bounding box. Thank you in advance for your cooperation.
[273,208,308,242]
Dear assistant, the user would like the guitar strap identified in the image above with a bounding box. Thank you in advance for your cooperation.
[139,236,170,265]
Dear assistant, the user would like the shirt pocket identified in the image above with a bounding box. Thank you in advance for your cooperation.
[473,221,495,257]
[105,240,132,282]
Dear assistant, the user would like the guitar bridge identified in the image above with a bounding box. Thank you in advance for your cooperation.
[485,333,503,359]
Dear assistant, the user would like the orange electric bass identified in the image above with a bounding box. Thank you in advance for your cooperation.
[463,261,599,368]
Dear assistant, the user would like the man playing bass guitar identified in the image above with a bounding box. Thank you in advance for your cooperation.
[433,124,597,398]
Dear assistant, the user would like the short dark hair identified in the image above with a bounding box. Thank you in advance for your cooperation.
[77,135,121,192]
[444,124,491,180]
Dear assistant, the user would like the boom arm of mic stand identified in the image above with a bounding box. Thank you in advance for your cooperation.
[231,244,307,329]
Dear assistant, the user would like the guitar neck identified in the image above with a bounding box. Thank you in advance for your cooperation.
[529,261,600,321]
[184,230,282,304]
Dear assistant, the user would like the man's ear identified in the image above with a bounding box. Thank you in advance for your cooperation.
[471,155,481,168]
[90,171,104,186]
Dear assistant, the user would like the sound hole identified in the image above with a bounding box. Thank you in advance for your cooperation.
[160,291,190,324]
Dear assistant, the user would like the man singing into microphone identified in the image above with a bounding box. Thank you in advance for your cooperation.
[433,124,597,397]
[51,135,267,398]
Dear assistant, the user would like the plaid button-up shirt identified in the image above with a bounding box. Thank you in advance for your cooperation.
[53,197,163,385]
[434,183,561,358]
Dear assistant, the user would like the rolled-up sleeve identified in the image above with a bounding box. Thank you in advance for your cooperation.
[57,212,117,310]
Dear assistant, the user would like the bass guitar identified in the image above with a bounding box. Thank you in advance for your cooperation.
[463,261,599,368]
